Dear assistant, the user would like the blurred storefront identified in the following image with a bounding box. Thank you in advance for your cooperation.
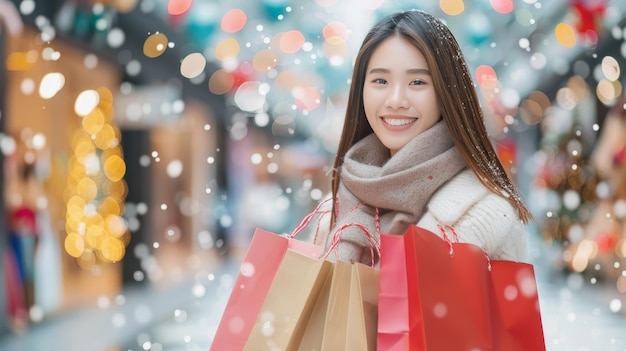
[0,0,230,334]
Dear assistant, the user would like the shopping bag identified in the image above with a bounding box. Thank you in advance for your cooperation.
[297,265,334,350]
[209,229,322,351]
[320,259,379,351]
[377,232,414,350]
[244,249,332,350]
[378,224,546,351]
[209,199,331,351]
[346,262,379,350]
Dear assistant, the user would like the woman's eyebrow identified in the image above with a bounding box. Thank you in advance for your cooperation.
[367,67,431,75]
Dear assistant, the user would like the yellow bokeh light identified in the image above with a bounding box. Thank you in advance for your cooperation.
[85,212,105,227]
[215,38,240,61]
[67,194,86,209]
[64,233,85,258]
[85,224,105,249]
[66,198,86,224]
[97,87,113,104]
[252,50,278,73]
[65,217,85,238]
[94,123,118,150]
[66,86,129,266]
[100,237,125,263]
[77,177,98,202]
[6,51,36,71]
[555,23,576,48]
[74,140,96,162]
[103,154,126,182]
[99,196,122,216]
[82,107,106,135]
[209,70,235,95]
[106,215,128,238]
[440,0,465,16]
[143,32,169,58]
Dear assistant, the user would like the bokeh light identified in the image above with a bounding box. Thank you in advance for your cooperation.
[490,0,514,14]
[234,81,268,112]
[65,88,129,266]
[322,21,349,45]
[601,56,620,81]
[556,22,577,48]
[167,0,192,16]
[252,49,278,73]
[440,0,465,16]
[39,72,65,99]
[215,38,241,61]
[75,90,100,117]
[475,65,498,89]
[209,69,235,95]
[143,32,169,58]
[279,30,305,53]
[180,52,207,79]
[221,9,247,33]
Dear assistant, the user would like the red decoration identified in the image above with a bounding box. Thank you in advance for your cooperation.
[230,61,255,92]
[595,231,617,254]
[571,0,607,44]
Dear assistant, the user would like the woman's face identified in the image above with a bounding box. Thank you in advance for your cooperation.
[363,35,441,157]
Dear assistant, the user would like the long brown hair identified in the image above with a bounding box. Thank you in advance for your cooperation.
[330,10,532,226]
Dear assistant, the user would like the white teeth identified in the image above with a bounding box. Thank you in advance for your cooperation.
[383,118,415,126]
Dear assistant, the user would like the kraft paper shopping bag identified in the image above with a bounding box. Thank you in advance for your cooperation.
[244,249,332,350]
[321,259,378,351]
[297,266,334,351]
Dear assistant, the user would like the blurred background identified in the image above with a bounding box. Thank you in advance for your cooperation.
[1,0,626,350]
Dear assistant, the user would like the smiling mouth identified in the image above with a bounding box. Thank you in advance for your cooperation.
[382,117,417,126]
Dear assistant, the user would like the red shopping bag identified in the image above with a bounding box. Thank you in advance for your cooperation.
[378,224,546,351]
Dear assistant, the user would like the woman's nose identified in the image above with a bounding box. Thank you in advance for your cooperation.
[385,84,409,109]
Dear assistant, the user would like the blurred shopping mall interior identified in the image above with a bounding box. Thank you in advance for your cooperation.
[1,0,626,350]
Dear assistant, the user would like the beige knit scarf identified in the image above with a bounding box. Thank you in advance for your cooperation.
[326,120,467,264]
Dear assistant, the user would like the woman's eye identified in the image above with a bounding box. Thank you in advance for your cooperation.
[372,78,387,84]
[410,79,425,86]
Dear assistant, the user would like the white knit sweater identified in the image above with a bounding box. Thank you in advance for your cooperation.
[313,169,528,262]
[417,169,528,262]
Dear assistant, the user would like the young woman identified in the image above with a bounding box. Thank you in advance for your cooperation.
[317,10,533,265]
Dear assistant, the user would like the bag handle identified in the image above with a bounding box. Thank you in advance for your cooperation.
[288,197,333,239]
[436,224,492,271]
[323,203,381,267]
